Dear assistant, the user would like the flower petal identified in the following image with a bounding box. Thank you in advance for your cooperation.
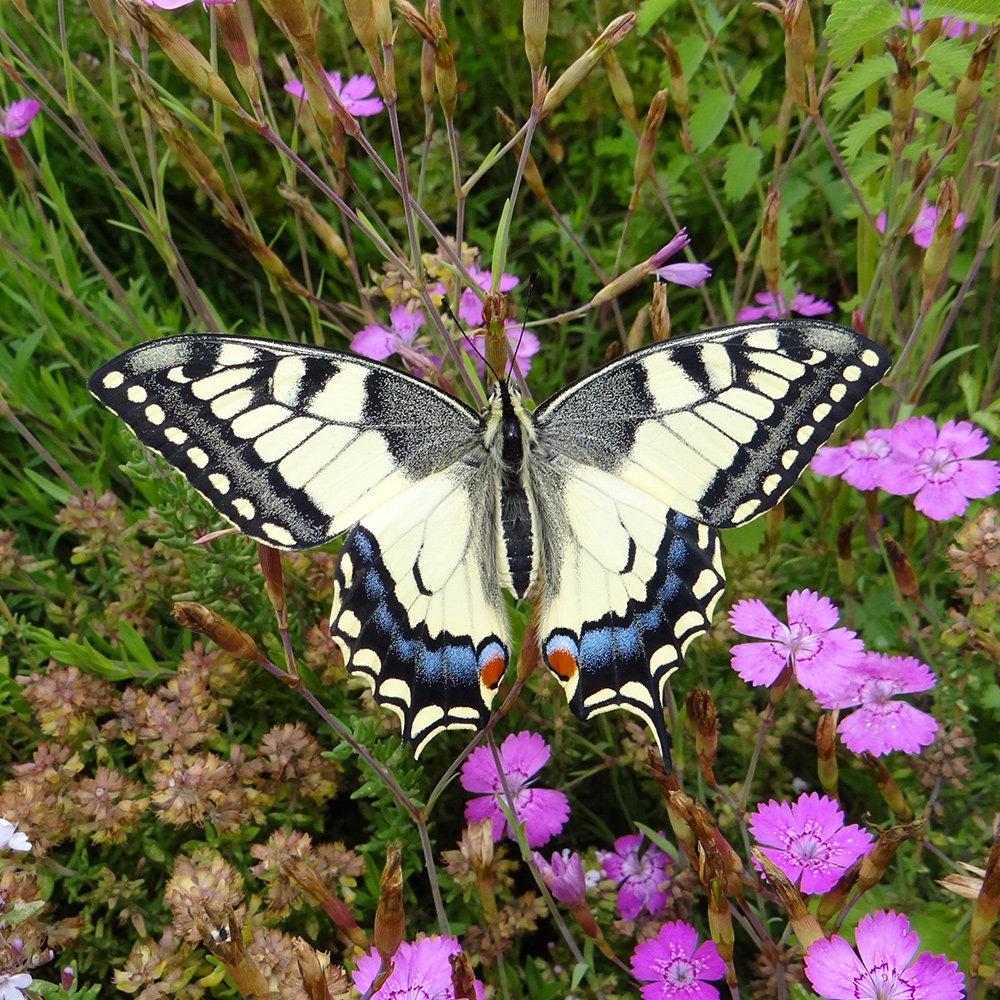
[805,935,868,1000]
[517,787,569,847]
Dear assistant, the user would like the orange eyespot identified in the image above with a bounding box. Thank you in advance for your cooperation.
[546,646,578,682]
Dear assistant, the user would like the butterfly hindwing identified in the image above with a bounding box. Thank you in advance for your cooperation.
[88,334,483,548]
[530,458,724,749]
[329,469,510,755]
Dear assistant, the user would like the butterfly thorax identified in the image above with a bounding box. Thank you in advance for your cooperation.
[482,381,541,601]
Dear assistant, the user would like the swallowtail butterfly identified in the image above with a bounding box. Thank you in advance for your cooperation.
[89,321,890,760]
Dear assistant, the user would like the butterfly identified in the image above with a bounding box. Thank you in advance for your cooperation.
[89,320,890,761]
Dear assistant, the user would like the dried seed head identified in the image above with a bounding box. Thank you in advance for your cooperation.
[951,23,999,140]
[969,835,1000,976]
[858,820,925,893]
[752,849,824,947]
[602,45,639,133]
[173,602,262,662]
[650,281,671,343]
[630,89,667,207]
[343,0,379,61]
[761,185,781,296]
[278,184,349,263]
[887,35,912,153]
[816,712,839,797]
[921,177,959,302]
[256,0,317,60]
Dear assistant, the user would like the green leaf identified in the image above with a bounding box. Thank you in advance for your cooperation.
[723,144,763,202]
[720,519,766,556]
[737,65,764,101]
[922,0,994,19]
[922,36,976,78]
[636,0,681,32]
[828,53,896,110]
[825,0,901,69]
[677,36,709,78]
[688,89,735,152]
[913,86,955,122]
[840,108,891,160]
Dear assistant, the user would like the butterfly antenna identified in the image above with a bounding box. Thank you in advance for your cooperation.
[442,294,503,390]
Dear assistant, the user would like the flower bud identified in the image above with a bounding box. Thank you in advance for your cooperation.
[887,35,912,153]
[119,0,242,114]
[257,543,287,624]
[658,32,688,124]
[450,951,477,1000]
[602,45,639,133]
[859,751,912,821]
[173,602,262,662]
[921,177,959,305]
[374,844,404,961]
[836,522,855,592]
[523,0,548,77]
[650,281,671,343]
[222,217,311,296]
[816,712,839,797]
[685,688,717,785]
[752,849,824,947]
[950,23,999,141]
[857,820,925,894]
[630,90,667,210]
[343,0,379,65]
[294,938,329,1000]
[782,0,815,112]
[761,185,781,297]
[816,856,862,924]
[257,0,317,60]
[885,534,919,602]
[281,857,369,949]
[278,184,350,263]
[541,14,635,116]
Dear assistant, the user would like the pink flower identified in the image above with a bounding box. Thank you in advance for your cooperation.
[805,911,965,1000]
[879,417,999,520]
[460,732,569,848]
[818,653,939,756]
[902,5,978,39]
[811,428,893,490]
[533,849,587,906]
[596,832,672,920]
[651,229,713,287]
[284,71,383,117]
[735,287,833,322]
[631,921,725,1000]
[352,936,484,1000]
[0,99,40,138]
[463,324,541,378]
[434,264,520,327]
[351,304,440,377]
[728,590,865,696]
[749,792,873,894]
[876,199,966,248]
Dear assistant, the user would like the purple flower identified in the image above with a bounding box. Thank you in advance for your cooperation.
[284,71,383,117]
[876,200,966,248]
[351,305,440,377]
[463,323,542,378]
[818,653,939,756]
[728,590,864,696]
[805,911,965,1000]
[749,792,873,894]
[596,832,672,920]
[631,921,725,1000]
[460,732,569,848]
[352,936,484,1000]
[0,973,32,1000]
[735,288,833,322]
[533,849,587,906]
[878,417,999,521]
[902,5,978,39]
[0,99,40,138]
[651,229,713,287]
[811,428,893,490]
[0,818,31,853]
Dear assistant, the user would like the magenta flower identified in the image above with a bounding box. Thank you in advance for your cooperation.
[811,428,893,490]
[876,200,966,248]
[0,99,40,138]
[352,936,484,1000]
[463,323,542,378]
[902,5,977,39]
[284,71,383,117]
[460,732,569,848]
[597,832,672,920]
[351,304,441,377]
[805,911,965,1000]
[651,229,713,287]
[533,849,587,906]
[631,921,725,1000]
[818,653,939,756]
[0,818,31,853]
[729,590,864,696]
[750,792,872,894]
[878,417,999,520]
[735,287,833,322]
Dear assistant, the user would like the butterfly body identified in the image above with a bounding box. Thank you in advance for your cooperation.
[89,321,890,758]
